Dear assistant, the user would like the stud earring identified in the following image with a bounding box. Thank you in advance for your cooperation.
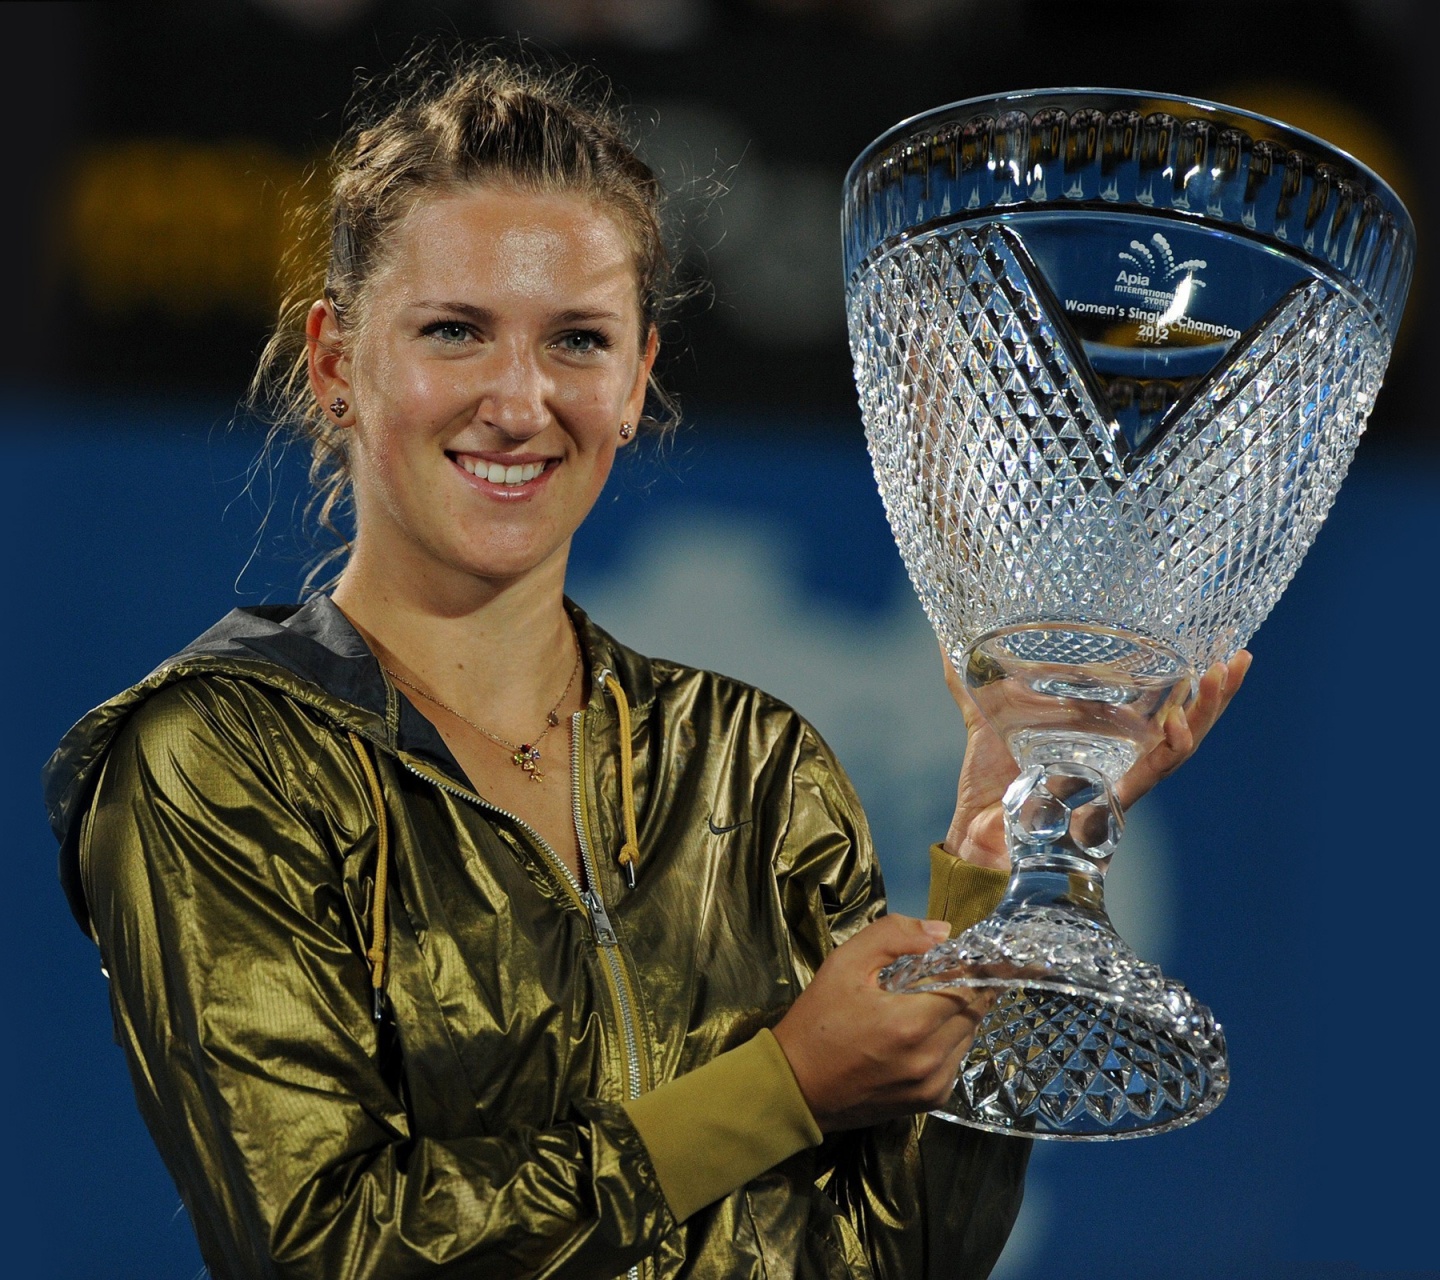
[329,397,348,418]
[618,422,634,440]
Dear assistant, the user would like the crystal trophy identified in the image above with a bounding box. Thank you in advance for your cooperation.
[844,90,1414,1138]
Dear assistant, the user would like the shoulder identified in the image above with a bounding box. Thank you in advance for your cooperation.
[626,647,843,784]
[576,605,846,781]
[106,673,335,797]
[648,655,809,729]
[621,657,884,937]
[83,670,363,878]
[48,595,384,844]
[81,674,355,929]
[577,609,807,738]
[616,644,862,828]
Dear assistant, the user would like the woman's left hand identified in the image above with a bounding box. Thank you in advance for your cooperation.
[941,648,1252,871]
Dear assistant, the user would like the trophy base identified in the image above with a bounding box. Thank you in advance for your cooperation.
[882,906,1227,1139]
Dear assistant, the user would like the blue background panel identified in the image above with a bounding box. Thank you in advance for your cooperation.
[6,398,1437,1278]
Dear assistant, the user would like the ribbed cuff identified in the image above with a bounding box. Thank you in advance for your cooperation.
[927,843,1009,934]
[622,1028,822,1222]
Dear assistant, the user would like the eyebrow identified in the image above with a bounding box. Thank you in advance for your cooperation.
[413,301,625,325]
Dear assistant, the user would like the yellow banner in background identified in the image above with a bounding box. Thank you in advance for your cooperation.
[62,139,323,319]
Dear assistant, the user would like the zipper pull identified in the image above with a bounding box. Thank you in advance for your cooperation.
[581,888,618,946]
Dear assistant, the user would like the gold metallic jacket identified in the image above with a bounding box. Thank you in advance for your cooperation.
[44,597,1027,1280]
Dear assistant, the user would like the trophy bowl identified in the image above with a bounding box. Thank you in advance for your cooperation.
[844,89,1414,1138]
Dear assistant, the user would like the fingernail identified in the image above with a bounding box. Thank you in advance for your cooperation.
[922,919,951,940]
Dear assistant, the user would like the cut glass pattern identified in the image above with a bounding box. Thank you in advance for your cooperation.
[848,223,1389,671]
[843,89,1413,1140]
[939,987,1227,1139]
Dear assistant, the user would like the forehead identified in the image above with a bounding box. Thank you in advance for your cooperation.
[377,184,640,308]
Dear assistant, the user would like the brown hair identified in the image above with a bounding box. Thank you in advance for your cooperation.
[248,43,678,590]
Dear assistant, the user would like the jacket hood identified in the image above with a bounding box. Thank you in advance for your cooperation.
[43,594,655,936]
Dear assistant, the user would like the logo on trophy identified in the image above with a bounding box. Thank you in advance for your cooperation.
[843,90,1415,1138]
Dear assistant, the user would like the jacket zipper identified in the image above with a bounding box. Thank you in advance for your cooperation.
[570,712,650,1096]
[571,712,650,1280]
[398,751,652,1280]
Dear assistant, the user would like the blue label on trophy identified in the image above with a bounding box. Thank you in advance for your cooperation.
[1004,212,1314,450]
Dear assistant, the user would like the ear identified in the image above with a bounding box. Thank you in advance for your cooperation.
[306,299,352,421]
[619,325,660,445]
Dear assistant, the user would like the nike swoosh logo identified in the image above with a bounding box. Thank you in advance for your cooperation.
[707,816,752,835]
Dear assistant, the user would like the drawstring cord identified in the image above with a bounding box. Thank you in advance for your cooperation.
[599,669,642,890]
[342,668,636,1020]
[347,732,390,1021]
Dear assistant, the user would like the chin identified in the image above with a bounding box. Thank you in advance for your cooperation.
[445,538,568,584]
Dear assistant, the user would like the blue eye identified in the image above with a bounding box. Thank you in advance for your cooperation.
[557,329,610,353]
[422,321,472,344]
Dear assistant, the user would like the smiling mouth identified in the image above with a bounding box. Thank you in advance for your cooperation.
[449,454,552,486]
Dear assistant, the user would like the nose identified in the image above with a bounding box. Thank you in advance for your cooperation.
[477,336,549,441]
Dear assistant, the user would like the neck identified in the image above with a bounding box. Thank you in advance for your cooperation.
[330,540,580,734]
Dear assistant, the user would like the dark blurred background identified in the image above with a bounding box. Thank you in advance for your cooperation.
[2,0,1433,440]
[6,3,1437,1279]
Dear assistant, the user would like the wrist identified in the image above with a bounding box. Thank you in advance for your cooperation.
[943,807,1009,871]
[771,1015,835,1132]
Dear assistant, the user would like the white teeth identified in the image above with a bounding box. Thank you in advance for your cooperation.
[457,457,547,485]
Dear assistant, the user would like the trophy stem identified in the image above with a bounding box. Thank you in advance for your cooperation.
[997,741,1122,939]
[880,731,1229,1138]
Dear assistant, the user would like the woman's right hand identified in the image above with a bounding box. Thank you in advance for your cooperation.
[771,914,994,1133]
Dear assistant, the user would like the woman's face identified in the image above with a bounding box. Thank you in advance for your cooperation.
[316,184,657,591]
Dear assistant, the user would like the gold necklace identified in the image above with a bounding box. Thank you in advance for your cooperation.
[382,637,582,783]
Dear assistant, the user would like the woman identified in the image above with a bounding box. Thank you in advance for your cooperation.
[43,49,1246,1280]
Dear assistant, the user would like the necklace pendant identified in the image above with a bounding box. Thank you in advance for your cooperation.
[547,711,560,727]
[513,744,543,782]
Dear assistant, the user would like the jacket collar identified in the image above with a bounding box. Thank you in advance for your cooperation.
[44,594,654,931]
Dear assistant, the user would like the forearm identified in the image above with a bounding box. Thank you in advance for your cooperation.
[816,852,1021,1278]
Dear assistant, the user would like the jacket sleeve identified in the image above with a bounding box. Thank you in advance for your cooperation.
[774,722,1030,1280]
[80,678,674,1280]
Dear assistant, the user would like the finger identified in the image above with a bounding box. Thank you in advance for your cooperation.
[924,1029,976,1108]
[920,984,1002,1031]
[1217,650,1252,714]
[894,980,992,1039]
[917,990,995,1096]
[1118,703,1202,807]
[1161,699,1193,755]
[1120,654,1248,806]
[1184,652,1249,749]
[1154,660,1224,761]
[956,809,1009,871]
[1190,660,1227,721]
[938,642,988,729]
[893,987,991,1040]
[847,913,952,967]
[887,967,1012,1021]
[938,641,962,693]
